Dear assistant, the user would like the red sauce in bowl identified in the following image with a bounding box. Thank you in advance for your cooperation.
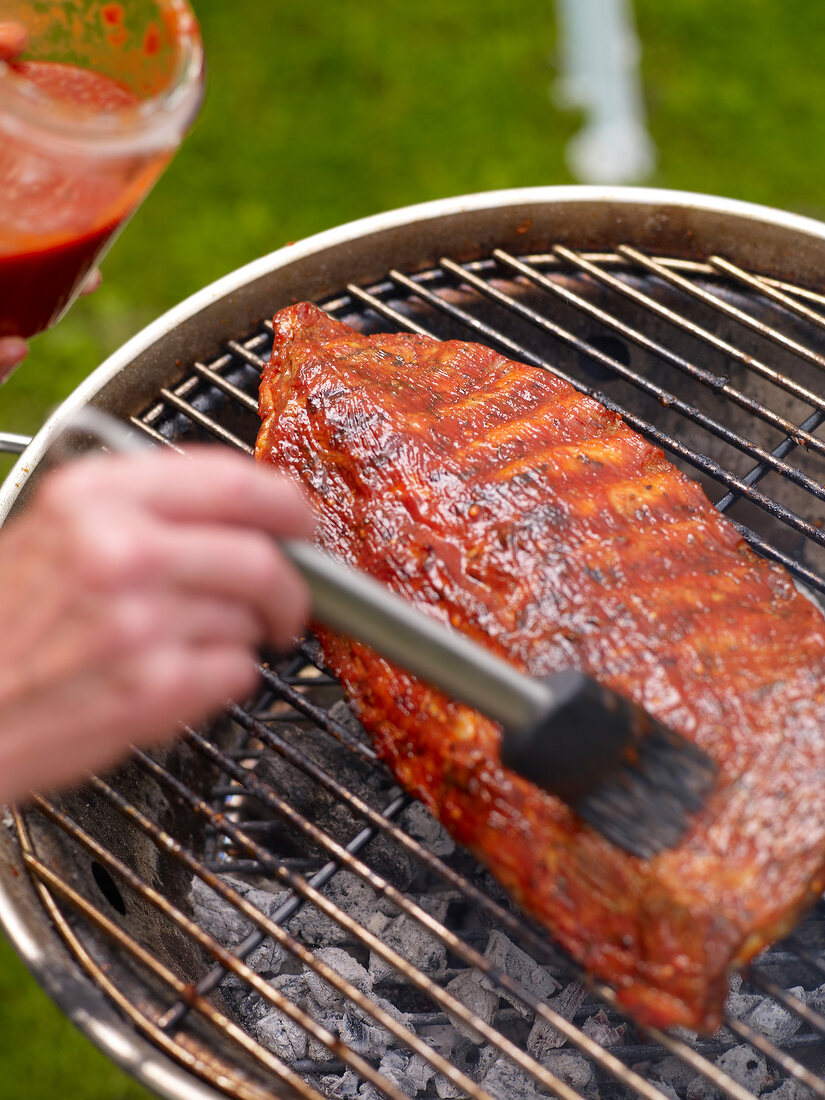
[11,60,138,109]
[0,62,152,338]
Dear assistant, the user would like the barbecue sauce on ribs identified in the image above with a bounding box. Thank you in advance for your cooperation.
[256,302,825,1031]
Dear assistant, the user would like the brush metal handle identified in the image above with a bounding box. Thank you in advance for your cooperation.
[282,541,651,804]
[281,539,550,733]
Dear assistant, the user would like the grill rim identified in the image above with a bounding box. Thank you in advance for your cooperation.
[6,184,825,1099]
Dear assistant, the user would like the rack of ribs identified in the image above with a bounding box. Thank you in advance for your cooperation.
[256,301,825,1031]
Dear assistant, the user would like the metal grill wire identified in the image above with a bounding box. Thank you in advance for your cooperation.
[15,246,825,1100]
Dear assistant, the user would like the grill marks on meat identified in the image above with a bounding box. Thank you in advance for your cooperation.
[256,302,825,1031]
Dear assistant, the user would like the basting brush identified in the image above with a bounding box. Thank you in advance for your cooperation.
[281,538,717,860]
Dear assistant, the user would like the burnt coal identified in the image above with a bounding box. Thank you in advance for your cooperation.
[193,856,825,1100]
[304,946,372,1010]
[367,893,453,986]
[256,1010,308,1062]
[763,1080,816,1100]
[538,1048,595,1094]
[340,999,409,1060]
[400,801,456,859]
[288,871,395,947]
[320,1068,361,1098]
[581,1008,626,1047]
[376,1049,426,1096]
[651,1054,699,1094]
[740,991,804,1044]
[443,968,500,1042]
[686,1045,768,1100]
[527,981,588,1056]
[481,929,561,1016]
[425,1031,498,1097]
[190,874,288,977]
[481,1056,553,1100]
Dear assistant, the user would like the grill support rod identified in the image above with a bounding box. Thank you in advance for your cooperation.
[0,430,31,454]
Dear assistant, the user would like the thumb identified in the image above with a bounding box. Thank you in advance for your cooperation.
[0,22,28,62]
[0,337,29,383]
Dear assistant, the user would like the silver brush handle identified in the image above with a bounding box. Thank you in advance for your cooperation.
[280,538,549,732]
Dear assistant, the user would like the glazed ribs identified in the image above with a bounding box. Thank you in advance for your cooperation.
[256,302,825,1030]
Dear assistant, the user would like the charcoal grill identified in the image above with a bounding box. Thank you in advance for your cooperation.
[4,186,825,1100]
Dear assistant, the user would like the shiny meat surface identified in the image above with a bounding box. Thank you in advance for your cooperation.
[256,302,825,1031]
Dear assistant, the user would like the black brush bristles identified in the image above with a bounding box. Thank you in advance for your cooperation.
[574,725,718,859]
[500,672,718,859]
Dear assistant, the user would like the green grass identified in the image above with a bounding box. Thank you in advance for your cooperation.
[0,936,150,1100]
[636,2,825,215]
[2,0,825,1095]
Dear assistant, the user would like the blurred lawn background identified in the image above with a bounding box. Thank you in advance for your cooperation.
[1,0,825,1096]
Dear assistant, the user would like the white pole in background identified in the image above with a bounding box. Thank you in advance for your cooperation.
[554,0,656,185]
